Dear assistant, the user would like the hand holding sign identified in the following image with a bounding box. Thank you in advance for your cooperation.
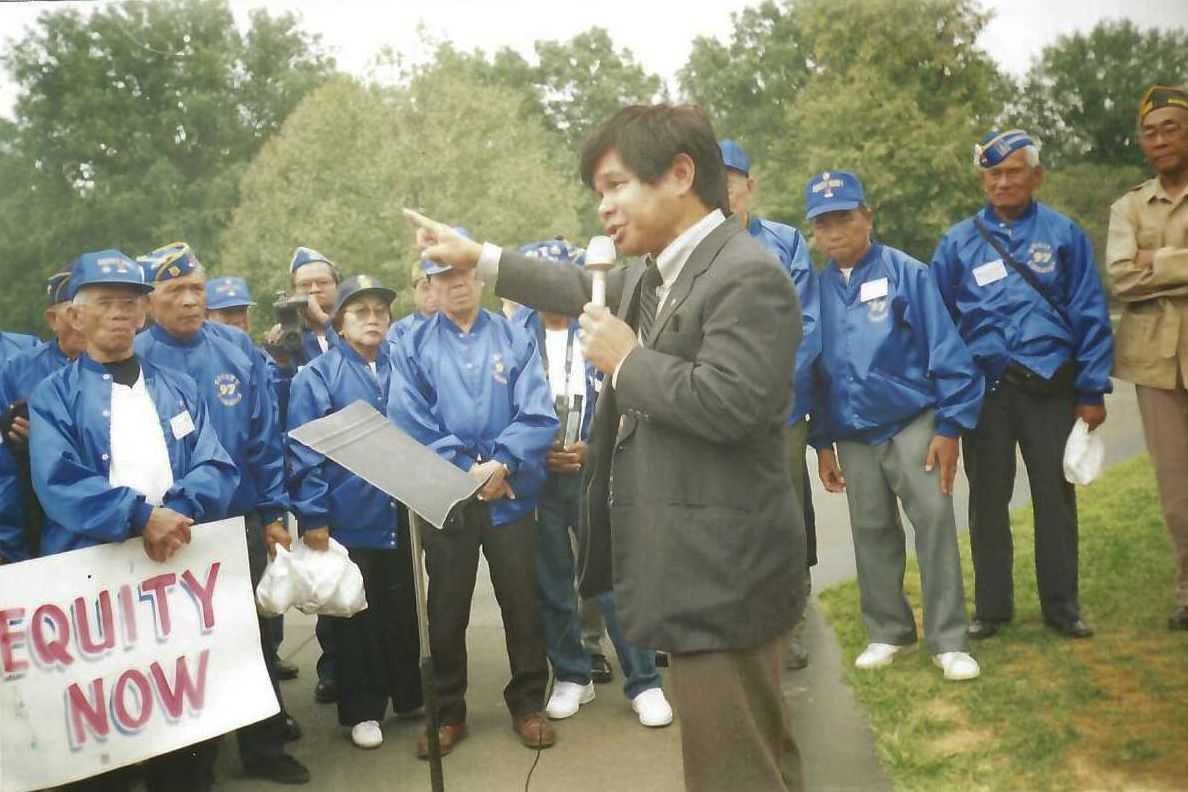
[143,507,194,563]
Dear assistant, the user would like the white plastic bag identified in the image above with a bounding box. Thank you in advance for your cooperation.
[255,537,368,618]
[1063,418,1104,485]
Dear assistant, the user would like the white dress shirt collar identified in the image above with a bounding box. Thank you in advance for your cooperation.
[654,209,726,290]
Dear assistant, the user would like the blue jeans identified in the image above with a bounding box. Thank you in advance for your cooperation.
[535,473,661,700]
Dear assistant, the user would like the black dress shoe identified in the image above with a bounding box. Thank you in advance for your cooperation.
[967,619,1004,640]
[590,653,614,684]
[314,678,338,703]
[1168,606,1188,631]
[275,658,300,681]
[283,715,303,742]
[1046,618,1094,639]
[244,753,311,785]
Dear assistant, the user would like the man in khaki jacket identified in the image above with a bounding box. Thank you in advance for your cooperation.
[1107,84,1188,631]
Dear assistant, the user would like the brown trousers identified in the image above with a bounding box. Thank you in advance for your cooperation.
[668,634,803,792]
[1135,382,1188,607]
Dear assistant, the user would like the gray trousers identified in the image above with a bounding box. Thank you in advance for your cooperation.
[836,410,969,653]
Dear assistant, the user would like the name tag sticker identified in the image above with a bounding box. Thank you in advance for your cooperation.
[973,259,1008,286]
[170,410,195,440]
[859,277,889,302]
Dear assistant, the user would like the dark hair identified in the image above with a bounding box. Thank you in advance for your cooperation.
[579,104,728,212]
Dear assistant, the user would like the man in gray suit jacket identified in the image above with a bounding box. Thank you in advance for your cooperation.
[404,104,807,792]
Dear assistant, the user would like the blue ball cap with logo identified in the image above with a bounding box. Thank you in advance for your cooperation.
[334,274,396,317]
[804,170,865,220]
[517,239,585,267]
[973,129,1037,169]
[46,271,72,305]
[290,246,333,274]
[206,276,256,310]
[68,249,152,298]
[719,139,751,176]
[421,227,474,276]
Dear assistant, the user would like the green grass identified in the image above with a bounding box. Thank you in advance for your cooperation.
[819,455,1188,792]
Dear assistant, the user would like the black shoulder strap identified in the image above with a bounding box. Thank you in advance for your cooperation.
[973,216,1072,330]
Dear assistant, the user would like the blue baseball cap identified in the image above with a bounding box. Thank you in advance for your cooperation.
[68,250,153,297]
[333,274,396,317]
[47,271,72,305]
[206,276,256,310]
[974,129,1037,169]
[421,227,473,276]
[719,139,751,176]
[138,241,201,284]
[517,239,585,267]
[290,246,334,274]
[804,171,865,220]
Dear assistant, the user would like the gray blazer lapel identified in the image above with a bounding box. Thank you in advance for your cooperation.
[649,220,740,343]
[615,261,644,320]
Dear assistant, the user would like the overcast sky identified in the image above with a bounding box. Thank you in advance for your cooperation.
[0,0,1185,119]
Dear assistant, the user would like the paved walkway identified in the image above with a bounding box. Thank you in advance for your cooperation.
[214,381,1144,791]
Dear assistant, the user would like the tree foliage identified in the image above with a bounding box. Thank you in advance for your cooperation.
[1015,21,1188,169]
[219,70,585,314]
[0,0,332,333]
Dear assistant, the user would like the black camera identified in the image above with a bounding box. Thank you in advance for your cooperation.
[266,292,309,359]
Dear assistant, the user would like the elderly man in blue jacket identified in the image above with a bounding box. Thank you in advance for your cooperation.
[931,130,1114,641]
[28,250,239,792]
[720,138,822,670]
[388,254,559,757]
[807,171,985,682]
[134,243,309,785]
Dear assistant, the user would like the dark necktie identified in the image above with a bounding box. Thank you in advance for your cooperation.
[637,260,663,342]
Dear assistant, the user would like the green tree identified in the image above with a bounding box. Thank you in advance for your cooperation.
[679,0,812,167]
[765,0,1010,259]
[1015,21,1188,169]
[0,0,332,333]
[219,70,585,315]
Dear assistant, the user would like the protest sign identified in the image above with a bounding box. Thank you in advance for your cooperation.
[0,517,277,792]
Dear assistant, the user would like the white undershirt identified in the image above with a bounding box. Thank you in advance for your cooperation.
[109,374,173,506]
[315,334,329,353]
[544,327,586,402]
[840,267,853,284]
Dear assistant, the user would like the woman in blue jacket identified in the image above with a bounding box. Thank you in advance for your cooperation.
[806,171,985,682]
[287,275,421,750]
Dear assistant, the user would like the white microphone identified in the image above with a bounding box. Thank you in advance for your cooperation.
[585,236,616,307]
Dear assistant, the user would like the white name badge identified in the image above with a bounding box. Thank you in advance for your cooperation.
[859,277,889,303]
[973,259,1008,287]
[171,409,196,440]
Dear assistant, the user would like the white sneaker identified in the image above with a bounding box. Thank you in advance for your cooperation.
[350,720,383,749]
[546,680,595,719]
[854,642,909,670]
[631,687,673,728]
[933,651,981,681]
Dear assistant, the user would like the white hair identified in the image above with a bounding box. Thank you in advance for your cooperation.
[71,289,90,306]
[1020,144,1041,168]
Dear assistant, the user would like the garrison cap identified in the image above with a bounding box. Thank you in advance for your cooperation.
[290,246,334,274]
[974,129,1038,169]
[47,271,72,305]
[1139,84,1188,121]
[139,241,201,283]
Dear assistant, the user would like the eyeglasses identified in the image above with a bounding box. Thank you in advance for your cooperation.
[343,305,390,321]
[1141,121,1184,143]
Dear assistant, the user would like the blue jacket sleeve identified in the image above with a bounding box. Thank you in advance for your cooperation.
[245,348,288,523]
[928,233,963,322]
[161,391,239,522]
[490,340,560,474]
[386,345,479,472]
[790,257,821,422]
[285,366,335,532]
[30,381,149,544]
[904,266,985,438]
[1062,228,1115,404]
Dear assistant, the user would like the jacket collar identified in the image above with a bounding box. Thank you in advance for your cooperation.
[149,322,204,348]
[650,211,735,341]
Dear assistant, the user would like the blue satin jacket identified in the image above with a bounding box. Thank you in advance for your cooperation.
[388,310,558,526]
[29,354,238,555]
[287,342,405,550]
[810,244,985,448]
[930,201,1114,404]
[136,323,287,523]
